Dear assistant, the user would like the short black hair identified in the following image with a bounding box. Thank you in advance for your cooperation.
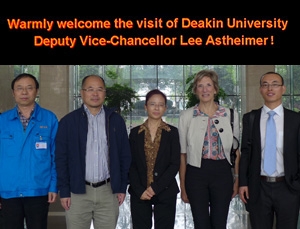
[260,71,284,86]
[81,74,106,88]
[11,73,39,90]
[145,89,167,105]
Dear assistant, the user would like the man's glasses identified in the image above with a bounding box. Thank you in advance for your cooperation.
[260,83,283,89]
[14,86,35,92]
[82,88,106,93]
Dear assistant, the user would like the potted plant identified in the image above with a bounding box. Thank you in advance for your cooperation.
[104,70,139,121]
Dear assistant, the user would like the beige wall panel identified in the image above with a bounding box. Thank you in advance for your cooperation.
[0,65,15,112]
[245,65,275,112]
[39,65,70,120]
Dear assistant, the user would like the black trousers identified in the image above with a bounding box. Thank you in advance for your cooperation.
[186,160,233,229]
[130,193,177,229]
[248,180,300,229]
[1,195,49,229]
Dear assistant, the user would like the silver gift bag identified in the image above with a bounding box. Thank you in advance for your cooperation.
[227,195,251,229]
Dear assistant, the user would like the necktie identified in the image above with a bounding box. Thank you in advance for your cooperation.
[264,110,277,176]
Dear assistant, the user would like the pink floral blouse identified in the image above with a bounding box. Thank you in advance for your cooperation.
[193,104,227,160]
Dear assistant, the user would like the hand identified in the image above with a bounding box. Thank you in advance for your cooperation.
[239,186,249,204]
[60,197,71,210]
[146,186,155,196]
[180,188,189,203]
[48,192,57,203]
[140,189,154,200]
[117,193,126,206]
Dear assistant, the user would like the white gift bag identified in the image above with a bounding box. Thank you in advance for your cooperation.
[227,195,251,229]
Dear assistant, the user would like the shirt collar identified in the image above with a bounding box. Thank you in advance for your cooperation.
[193,103,226,117]
[17,103,35,119]
[138,119,171,134]
[262,104,283,117]
[83,104,103,116]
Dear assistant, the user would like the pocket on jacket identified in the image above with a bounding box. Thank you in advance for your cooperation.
[34,131,51,158]
[1,131,19,157]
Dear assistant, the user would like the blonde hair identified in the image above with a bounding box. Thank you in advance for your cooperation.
[192,69,219,97]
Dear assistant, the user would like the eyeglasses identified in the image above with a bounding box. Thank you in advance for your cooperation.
[260,83,283,89]
[82,88,106,93]
[147,103,166,108]
[14,86,35,92]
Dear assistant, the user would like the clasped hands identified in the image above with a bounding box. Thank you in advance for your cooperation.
[140,186,155,200]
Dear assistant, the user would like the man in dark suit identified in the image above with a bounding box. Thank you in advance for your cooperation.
[239,71,300,229]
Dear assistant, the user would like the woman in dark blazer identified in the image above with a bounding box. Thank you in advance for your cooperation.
[128,89,180,229]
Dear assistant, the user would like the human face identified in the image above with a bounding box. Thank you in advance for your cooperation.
[260,73,286,108]
[145,94,167,121]
[195,76,217,103]
[80,76,106,112]
[13,76,38,108]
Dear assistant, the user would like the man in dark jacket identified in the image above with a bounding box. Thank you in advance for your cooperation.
[55,74,131,229]
[239,72,300,229]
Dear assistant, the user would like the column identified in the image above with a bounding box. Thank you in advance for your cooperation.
[245,65,275,112]
[0,65,15,112]
[39,65,72,120]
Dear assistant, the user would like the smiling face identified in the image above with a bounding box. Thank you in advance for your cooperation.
[195,76,217,103]
[145,93,167,121]
[260,73,286,109]
[12,76,38,109]
[80,75,106,113]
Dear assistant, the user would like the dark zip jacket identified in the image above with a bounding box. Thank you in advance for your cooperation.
[55,105,131,198]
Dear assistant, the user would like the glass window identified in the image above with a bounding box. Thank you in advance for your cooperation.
[13,65,40,79]
[276,65,300,111]
[73,65,241,128]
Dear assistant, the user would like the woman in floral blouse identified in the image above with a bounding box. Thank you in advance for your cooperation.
[128,89,181,229]
[178,69,240,229]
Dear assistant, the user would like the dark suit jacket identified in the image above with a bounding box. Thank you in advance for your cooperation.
[239,107,300,207]
[128,124,180,201]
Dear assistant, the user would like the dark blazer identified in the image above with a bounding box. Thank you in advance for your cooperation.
[128,124,180,201]
[239,107,300,207]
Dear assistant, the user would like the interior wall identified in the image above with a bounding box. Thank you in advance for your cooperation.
[245,65,275,112]
[0,65,15,113]
[39,65,71,120]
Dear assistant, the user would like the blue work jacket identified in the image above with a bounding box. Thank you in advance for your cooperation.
[0,103,58,198]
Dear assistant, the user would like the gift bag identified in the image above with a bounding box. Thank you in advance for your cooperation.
[227,195,251,229]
